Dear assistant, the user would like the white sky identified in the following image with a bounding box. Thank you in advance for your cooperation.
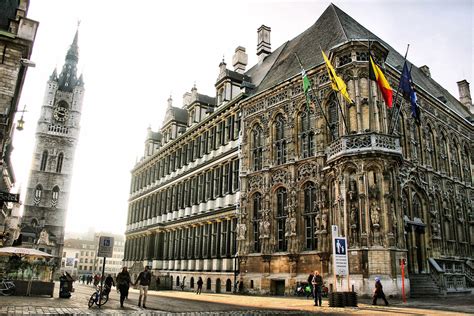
[11,0,473,235]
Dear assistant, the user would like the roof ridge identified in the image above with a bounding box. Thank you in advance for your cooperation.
[330,4,348,42]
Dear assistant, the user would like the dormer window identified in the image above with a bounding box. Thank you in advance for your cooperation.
[189,110,195,125]
[217,88,224,105]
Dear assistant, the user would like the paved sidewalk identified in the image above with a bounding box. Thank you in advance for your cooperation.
[1,283,473,315]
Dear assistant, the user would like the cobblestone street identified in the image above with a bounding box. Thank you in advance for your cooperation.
[1,283,474,315]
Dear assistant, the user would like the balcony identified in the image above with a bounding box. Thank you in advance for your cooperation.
[326,132,402,163]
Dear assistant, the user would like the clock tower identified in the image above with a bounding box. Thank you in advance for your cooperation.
[21,30,84,262]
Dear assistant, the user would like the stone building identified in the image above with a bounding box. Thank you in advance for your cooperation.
[0,0,38,234]
[20,30,85,266]
[124,4,473,296]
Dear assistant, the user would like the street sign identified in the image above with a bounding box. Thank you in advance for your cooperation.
[0,192,20,203]
[97,236,114,258]
[332,236,349,276]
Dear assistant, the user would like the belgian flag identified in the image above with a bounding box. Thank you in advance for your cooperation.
[369,55,393,108]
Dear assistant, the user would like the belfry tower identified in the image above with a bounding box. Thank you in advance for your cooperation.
[21,30,84,261]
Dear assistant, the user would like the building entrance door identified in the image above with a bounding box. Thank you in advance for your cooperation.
[405,224,426,274]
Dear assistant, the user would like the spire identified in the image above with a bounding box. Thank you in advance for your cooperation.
[49,68,58,81]
[58,26,80,92]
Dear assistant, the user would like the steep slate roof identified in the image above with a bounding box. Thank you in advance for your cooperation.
[196,93,216,106]
[247,4,469,118]
[170,107,188,124]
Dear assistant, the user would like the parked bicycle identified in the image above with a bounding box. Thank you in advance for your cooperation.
[0,278,15,296]
[88,284,110,308]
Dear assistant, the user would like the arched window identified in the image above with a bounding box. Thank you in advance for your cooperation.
[252,126,263,171]
[34,184,43,205]
[274,115,287,165]
[328,94,339,141]
[190,277,195,289]
[299,110,314,158]
[52,186,60,208]
[276,187,288,252]
[56,153,64,173]
[412,124,422,162]
[206,278,212,290]
[303,182,318,250]
[40,150,48,171]
[252,192,262,253]
[176,276,180,286]
[226,279,232,292]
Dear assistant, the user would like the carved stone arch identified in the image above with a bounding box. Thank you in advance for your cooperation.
[342,162,359,175]
[247,174,264,192]
[270,110,288,123]
[364,161,383,173]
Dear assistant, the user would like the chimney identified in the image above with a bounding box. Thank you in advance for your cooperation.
[457,80,473,113]
[419,65,431,78]
[232,46,248,74]
[257,25,271,62]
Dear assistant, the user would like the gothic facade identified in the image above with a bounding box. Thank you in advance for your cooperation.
[21,31,85,263]
[124,4,473,296]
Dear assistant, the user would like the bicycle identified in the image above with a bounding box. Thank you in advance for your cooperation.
[88,285,110,308]
[0,278,15,296]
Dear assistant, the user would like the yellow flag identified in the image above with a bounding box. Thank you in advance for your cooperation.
[322,50,354,105]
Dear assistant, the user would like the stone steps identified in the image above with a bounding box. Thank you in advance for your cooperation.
[410,274,443,297]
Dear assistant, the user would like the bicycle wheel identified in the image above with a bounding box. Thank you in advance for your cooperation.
[98,293,109,306]
[88,293,96,308]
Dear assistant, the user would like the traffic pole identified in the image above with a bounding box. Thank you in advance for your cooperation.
[98,257,106,308]
[401,259,406,303]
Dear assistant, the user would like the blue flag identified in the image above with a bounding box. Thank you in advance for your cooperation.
[399,62,420,124]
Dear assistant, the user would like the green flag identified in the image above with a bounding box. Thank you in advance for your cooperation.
[302,69,312,112]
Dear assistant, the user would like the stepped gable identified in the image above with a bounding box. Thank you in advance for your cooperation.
[247,4,469,118]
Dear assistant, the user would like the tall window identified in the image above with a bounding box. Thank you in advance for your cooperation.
[252,126,263,171]
[34,184,43,205]
[276,187,288,252]
[56,153,64,173]
[451,141,461,180]
[274,115,287,165]
[463,145,472,185]
[439,134,449,174]
[426,125,436,169]
[303,182,318,250]
[252,192,262,252]
[299,111,314,158]
[51,186,60,208]
[328,94,339,141]
[40,150,48,171]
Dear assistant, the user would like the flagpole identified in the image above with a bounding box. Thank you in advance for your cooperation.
[368,40,373,131]
[294,53,334,138]
[389,44,410,134]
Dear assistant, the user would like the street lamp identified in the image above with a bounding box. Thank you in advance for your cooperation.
[16,104,27,131]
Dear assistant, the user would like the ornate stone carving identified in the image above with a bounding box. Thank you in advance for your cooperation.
[370,201,381,227]
[271,169,288,186]
[248,175,264,191]
[297,163,318,182]
[259,209,271,254]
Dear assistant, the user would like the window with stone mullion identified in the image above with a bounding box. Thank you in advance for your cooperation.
[177,148,182,168]
[214,166,222,198]
[184,180,191,207]
[210,126,217,151]
[232,159,240,192]
[234,112,241,140]
[304,182,318,250]
[231,218,237,255]
[206,170,213,201]
[180,229,187,259]
[252,127,263,171]
[202,224,209,258]
[220,220,229,257]
[252,192,262,252]
[211,222,219,258]
[198,173,206,203]
[222,162,230,194]
[276,187,288,252]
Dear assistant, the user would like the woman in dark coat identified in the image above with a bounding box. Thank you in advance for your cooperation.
[116,267,131,308]
[196,277,203,294]
[372,277,389,306]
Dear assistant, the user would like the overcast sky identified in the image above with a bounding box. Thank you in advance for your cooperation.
[11,0,473,235]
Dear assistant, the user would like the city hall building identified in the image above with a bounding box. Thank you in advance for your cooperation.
[124,4,473,296]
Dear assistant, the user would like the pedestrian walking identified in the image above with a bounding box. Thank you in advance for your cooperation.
[196,277,203,294]
[104,274,115,295]
[81,275,85,284]
[372,277,389,306]
[116,267,131,308]
[311,270,323,307]
[134,266,152,308]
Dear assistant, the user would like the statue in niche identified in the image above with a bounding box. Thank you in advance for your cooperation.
[347,179,358,201]
[259,209,271,239]
[370,201,381,227]
[237,223,247,241]
[37,229,50,246]
[350,204,358,228]
[315,212,321,234]
[431,220,441,238]
[391,204,398,234]
[321,210,328,233]
[369,184,379,200]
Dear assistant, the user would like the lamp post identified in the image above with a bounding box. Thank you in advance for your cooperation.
[233,252,239,293]
[16,104,27,131]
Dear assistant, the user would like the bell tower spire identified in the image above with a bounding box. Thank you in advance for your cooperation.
[58,25,80,92]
